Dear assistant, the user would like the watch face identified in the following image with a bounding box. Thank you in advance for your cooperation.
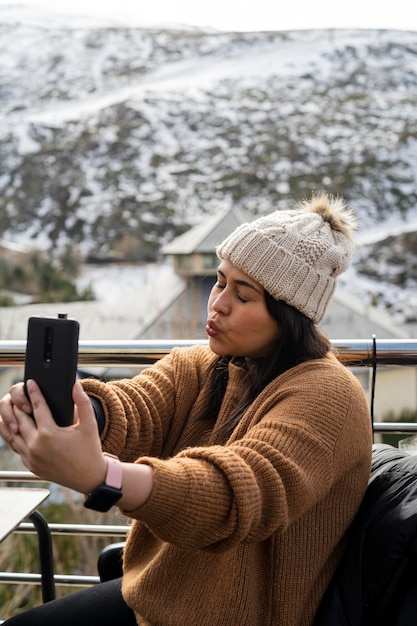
[84,485,122,512]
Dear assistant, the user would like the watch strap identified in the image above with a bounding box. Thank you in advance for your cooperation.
[83,453,123,512]
[103,453,123,489]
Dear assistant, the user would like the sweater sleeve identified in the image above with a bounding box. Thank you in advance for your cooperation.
[81,345,216,461]
[121,357,372,552]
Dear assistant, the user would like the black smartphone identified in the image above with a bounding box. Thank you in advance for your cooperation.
[24,314,80,427]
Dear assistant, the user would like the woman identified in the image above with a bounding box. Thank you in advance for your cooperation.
[0,193,372,626]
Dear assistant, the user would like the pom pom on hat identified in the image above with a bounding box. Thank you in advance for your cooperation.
[216,193,357,323]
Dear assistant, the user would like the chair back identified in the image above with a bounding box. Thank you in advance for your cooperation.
[315,443,417,625]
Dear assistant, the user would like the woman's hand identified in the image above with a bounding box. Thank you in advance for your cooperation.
[0,380,107,494]
[0,381,31,439]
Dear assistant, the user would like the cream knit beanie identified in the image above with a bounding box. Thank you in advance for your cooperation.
[216,193,357,323]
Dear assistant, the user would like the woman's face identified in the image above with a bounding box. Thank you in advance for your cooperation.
[206,260,281,359]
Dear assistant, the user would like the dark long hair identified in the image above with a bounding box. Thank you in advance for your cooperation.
[202,293,331,434]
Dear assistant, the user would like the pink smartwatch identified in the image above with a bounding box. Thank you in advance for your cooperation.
[84,453,123,512]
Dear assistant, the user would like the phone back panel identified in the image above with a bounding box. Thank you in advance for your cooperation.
[24,316,80,426]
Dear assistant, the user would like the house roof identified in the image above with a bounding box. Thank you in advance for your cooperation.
[161,206,253,255]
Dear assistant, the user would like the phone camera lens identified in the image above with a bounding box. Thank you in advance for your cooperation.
[44,327,53,364]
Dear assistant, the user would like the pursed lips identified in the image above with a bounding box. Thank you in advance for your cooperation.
[206,319,220,336]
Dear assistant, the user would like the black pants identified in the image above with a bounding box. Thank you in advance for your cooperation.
[4,578,138,626]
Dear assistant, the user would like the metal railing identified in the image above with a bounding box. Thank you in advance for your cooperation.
[3,337,417,431]
[1,337,417,597]
[1,336,417,367]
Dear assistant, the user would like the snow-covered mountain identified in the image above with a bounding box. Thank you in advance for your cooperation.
[1,5,417,322]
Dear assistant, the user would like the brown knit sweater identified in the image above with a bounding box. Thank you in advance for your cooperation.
[82,345,372,626]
